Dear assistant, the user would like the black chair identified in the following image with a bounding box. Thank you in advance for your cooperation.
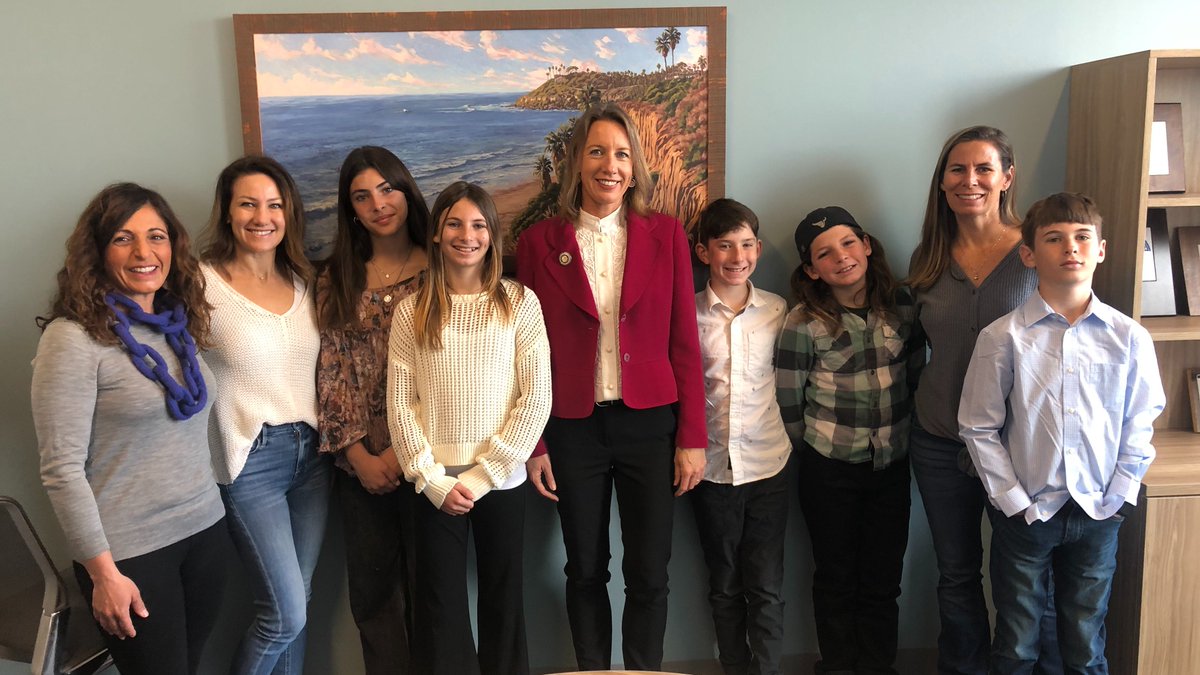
[0,496,113,675]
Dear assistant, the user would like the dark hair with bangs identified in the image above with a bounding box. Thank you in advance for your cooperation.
[697,198,759,245]
[1021,192,1103,248]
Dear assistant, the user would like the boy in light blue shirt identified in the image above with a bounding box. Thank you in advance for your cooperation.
[958,192,1165,673]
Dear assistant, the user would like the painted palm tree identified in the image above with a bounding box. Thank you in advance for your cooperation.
[655,35,669,70]
[543,126,572,173]
[576,83,603,110]
[664,27,682,66]
[534,154,554,190]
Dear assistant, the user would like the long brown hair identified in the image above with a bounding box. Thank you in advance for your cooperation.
[791,230,899,336]
[907,125,1018,291]
[557,102,653,222]
[37,182,212,347]
[199,155,313,282]
[318,146,430,330]
[412,181,519,350]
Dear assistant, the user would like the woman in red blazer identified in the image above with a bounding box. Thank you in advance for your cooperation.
[516,102,706,671]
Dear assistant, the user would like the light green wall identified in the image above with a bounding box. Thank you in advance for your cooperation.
[2,1,1198,673]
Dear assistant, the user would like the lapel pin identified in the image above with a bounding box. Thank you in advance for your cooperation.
[558,252,572,266]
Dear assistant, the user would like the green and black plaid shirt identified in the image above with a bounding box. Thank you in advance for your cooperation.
[775,290,924,470]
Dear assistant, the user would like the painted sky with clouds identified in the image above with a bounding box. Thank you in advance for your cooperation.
[254,26,707,97]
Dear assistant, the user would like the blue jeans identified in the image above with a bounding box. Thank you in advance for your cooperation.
[221,423,331,675]
[909,423,1062,675]
[990,502,1122,675]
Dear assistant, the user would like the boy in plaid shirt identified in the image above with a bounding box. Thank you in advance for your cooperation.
[776,206,924,675]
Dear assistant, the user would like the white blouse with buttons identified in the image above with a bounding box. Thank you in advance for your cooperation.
[576,207,628,403]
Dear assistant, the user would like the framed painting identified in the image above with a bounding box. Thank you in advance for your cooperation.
[233,8,727,259]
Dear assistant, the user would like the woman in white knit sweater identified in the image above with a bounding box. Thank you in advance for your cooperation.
[199,156,330,675]
[387,181,551,675]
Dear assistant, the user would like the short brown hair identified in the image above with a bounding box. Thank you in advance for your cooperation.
[1021,192,1103,248]
[697,198,759,245]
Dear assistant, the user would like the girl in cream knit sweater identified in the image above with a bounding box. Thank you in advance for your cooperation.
[387,181,550,675]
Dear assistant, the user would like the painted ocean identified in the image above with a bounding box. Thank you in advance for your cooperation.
[260,92,575,259]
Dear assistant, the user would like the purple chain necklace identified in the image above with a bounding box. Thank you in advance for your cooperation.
[105,292,207,421]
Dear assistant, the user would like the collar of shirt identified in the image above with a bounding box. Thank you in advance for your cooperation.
[701,280,767,314]
[1019,290,1116,330]
[578,206,624,235]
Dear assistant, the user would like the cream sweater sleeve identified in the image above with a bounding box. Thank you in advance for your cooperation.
[386,300,457,508]
[456,287,552,502]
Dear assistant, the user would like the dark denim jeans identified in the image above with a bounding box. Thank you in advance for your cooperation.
[691,465,790,675]
[909,423,1062,675]
[221,422,331,675]
[990,502,1122,675]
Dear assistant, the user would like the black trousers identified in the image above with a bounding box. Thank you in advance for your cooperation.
[413,484,529,675]
[797,443,911,675]
[692,465,790,675]
[544,402,677,671]
[335,468,416,674]
[74,518,231,675]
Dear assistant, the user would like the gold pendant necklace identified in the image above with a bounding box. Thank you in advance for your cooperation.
[368,245,415,303]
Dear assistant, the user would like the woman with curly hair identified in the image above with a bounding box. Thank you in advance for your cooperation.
[200,156,328,675]
[31,182,229,675]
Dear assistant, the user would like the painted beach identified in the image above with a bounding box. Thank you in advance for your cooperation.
[252,26,711,259]
[261,93,574,259]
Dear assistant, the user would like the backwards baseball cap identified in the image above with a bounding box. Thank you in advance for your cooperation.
[794,206,863,262]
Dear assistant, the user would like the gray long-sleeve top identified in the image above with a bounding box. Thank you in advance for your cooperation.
[913,246,1038,442]
[31,319,224,562]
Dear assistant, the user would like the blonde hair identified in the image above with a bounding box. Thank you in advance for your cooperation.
[557,103,653,221]
[412,181,520,350]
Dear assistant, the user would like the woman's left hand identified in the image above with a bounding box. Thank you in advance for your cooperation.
[673,447,706,496]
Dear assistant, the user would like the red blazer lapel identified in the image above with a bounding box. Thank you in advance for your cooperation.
[620,211,663,313]
[541,218,598,319]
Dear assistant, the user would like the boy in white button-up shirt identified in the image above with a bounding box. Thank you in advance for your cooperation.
[959,192,1165,673]
[692,198,791,675]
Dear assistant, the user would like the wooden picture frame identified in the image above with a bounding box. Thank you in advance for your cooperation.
[1187,368,1200,433]
[1141,208,1177,316]
[1174,223,1200,315]
[1149,102,1186,193]
[232,8,727,258]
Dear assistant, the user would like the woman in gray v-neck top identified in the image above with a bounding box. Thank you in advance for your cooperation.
[906,126,1059,675]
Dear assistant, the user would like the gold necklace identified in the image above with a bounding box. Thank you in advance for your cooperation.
[961,228,1009,281]
[368,245,415,303]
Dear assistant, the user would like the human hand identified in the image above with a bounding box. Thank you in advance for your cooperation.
[526,454,558,502]
[673,447,706,496]
[440,482,475,515]
[83,554,147,639]
[346,443,401,494]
